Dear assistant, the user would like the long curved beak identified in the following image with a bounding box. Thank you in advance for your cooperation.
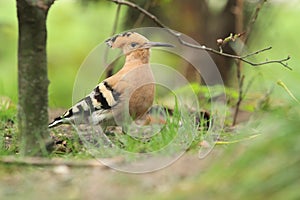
[143,41,175,48]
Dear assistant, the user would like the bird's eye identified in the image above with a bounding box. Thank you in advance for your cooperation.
[130,42,138,47]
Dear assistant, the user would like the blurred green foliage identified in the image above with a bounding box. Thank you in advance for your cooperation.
[0,1,18,103]
[47,0,126,107]
[0,1,299,108]
[0,0,125,107]
[245,4,300,103]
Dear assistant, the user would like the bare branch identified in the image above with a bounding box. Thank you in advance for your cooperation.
[109,0,291,70]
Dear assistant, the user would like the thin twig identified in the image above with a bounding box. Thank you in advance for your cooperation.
[241,56,291,69]
[111,4,121,36]
[244,0,268,44]
[133,0,153,28]
[241,46,271,59]
[232,60,245,126]
[103,4,122,77]
[242,74,257,100]
[109,0,291,70]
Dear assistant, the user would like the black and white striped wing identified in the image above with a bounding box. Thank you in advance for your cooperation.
[48,81,120,128]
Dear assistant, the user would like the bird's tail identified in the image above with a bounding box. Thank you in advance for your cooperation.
[48,116,64,128]
[48,108,74,128]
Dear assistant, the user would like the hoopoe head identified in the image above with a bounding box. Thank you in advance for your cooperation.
[105,32,173,55]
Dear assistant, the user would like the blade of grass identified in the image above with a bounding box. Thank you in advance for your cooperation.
[277,80,300,104]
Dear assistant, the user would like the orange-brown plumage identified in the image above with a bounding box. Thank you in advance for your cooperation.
[49,32,173,130]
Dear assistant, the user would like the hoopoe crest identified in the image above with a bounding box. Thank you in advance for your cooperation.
[49,32,174,129]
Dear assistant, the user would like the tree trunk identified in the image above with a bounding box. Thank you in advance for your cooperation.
[16,0,54,155]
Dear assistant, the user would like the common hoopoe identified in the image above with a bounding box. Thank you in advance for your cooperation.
[48,32,174,130]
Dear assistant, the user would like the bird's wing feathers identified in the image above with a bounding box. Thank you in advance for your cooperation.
[48,81,120,128]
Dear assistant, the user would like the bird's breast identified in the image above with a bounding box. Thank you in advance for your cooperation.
[129,83,155,119]
[112,64,155,120]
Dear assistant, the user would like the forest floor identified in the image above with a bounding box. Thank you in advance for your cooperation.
[0,107,253,200]
[1,102,299,200]
[0,149,224,200]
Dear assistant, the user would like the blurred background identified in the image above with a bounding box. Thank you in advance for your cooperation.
[0,0,299,108]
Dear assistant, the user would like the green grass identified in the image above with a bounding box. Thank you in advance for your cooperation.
[0,101,204,160]
[0,87,212,160]
[0,80,264,159]
[0,97,18,155]
[75,99,207,160]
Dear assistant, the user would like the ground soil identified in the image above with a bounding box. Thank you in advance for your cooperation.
[0,108,251,199]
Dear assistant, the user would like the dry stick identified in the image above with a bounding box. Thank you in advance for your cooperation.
[109,0,291,70]
[0,156,123,168]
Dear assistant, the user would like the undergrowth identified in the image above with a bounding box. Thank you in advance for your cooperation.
[0,97,18,155]
[0,83,270,158]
